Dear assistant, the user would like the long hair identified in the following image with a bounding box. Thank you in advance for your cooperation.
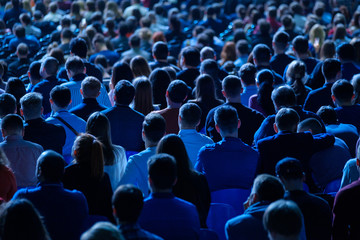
[86,112,115,166]
[195,74,218,102]
[111,62,133,89]
[133,77,154,115]
[220,42,236,66]
[286,60,307,105]
[130,56,151,78]
[149,68,171,109]
[256,70,275,116]
[72,133,104,179]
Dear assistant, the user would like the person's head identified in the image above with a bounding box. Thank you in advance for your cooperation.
[13,24,26,38]
[81,76,101,99]
[40,57,59,78]
[214,105,240,137]
[111,62,133,89]
[180,47,200,68]
[331,79,354,106]
[276,157,305,189]
[222,75,242,100]
[5,78,25,111]
[65,56,85,78]
[114,80,135,105]
[298,118,323,135]
[247,174,285,207]
[274,108,300,133]
[152,41,168,61]
[132,77,153,116]
[337,43,355,62]
[70,38,88,59]
[148,153,177,192]
[130,56,151,78]
[142,113,166,146]
[316,106,338,125]
[292,36,309,56]
[320,40,336,60]
[200,46,216,61]
[252,44,271,66]
[129,34,141,49]
[49,48,65,66]
[258,18,271,35]
[166,80,188,105]
[112,184,144,224]
[179,103,201,129]
[0,93,16,118]
[285,60,306,85]
[1,114,23,138]
[239,63,256,87]
[36,150,66,183]
[271,85,297,111]
[72,133,104,179]
[50,85,71,110]
[49,1,58,13]
[236,39,249,56]
[194,74,217,101]
[16,43,28,58]
[322,58,341,82]
[20,92,43,120]
[352,74,360,104]
[80,222,124,240]
[200,59,219,77]
[220,42,236,63]
[0,199,50,240]
[263,200,303,240]
[149,68,171,109]
[92,34,107,52]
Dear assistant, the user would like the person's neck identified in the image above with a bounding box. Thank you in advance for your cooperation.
[325,78,336,84]
[24,115,41,121]
[98,45,107,52]
[156,59,167,63]
[145,140,157,149]
[284,181,303,191]
[62,39,70,44]
[338,101,353,107]
[180,126,196,130]
[52,106,67,113]
[183,64,197,70]
[29,79,41,86]
[221,132,238,139]
[296,53,308,60]
[152,189,172,193]
[167,102,181,108]
[274,48,285,55]
[226,97,241,104]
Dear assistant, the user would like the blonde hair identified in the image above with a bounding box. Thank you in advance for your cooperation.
[309,24,325,48]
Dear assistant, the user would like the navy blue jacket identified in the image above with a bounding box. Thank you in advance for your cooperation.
[303,82,335,113]
[335,104,360,132]
[270,53,296,76]
[69,98,108,122]
[57,61,103,82]
[341,61,360,81]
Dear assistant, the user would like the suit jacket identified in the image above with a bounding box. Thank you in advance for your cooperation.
[102,104,144,152]
[69,98,108,121]
[303,82,335,114]
[176,68,200,89]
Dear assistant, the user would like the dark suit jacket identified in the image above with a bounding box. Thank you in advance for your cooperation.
[57,61,103,82]
[102,104,144,152]
[176,68,200,89]
[303,82,335,113]
[69,98,107,122]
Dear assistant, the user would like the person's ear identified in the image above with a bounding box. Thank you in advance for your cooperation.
[1,129,5,138]
[331,95,336,103]
[222,90,226,99]
[237,119,241,129]
[49,98,54,104]
[215,124,220,133]
[80,88,83,96]
[83,67,87,74]
[356,158,360,167]
[273,123,278,133]
[172,177,177,186]
[20,108,24,116]
[41,107,44,115]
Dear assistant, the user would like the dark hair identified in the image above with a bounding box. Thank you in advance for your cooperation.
[298,118,324,134]
[337,43,355,61]
[16,43,28,56]
[276,157,304,180]
[111,62,134,87]
[352,74,360,104]
[273,31,290,50]
[275,108,300,132]
[253,174,285,202]
[179,103,202,128]
[200,47,215,60]
[92,33,106,46]
[1,114,23,134]
[316,106,338,125]
[61,28,73,40]
[130,56,151,78]
[167,80,188,103]
[252,44,271,64]
[70,38,88,59]
[133,77,154,115]
[50,85,71,108]
[286,60,307,105]
[41,57,59,76]
[258,19,271,34]
[322,58,341,80]
[114,80,135,105]
[194,74,217,102]
[152,41,168,60]
[239,63,256,86]
[14,25,25,38]
[149,69,171,109]
[148,153,177,190]
[256,69,275,116]
[214,105,239,134]
[222,75,242,98]
[5,78,26,113]
[49,48,65,66]
[129,34,140,48]
[292,36,309,54]
[0,199,50,240]
[271,85,296,109]
[65,56,85,74]
[81,77,101,98]
[112,184,143,223]
[236,39,249,55]
[181,47,200,67]
[86,112,115,165]
[37,150,66,182]
[142,113,166,143]
[332,79,354,103]
[169,15,181,33]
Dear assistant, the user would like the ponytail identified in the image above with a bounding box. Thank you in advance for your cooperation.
[90,139,104,179]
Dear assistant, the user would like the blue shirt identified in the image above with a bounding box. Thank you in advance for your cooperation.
[118,223,163,240]
[195,137,259,192]
[9,36,40,57]
[119,147,157,197]
[89,50,120,66]
[335,104,360,132]
[241,85,258,107]
[138,192,200,240]
[46,110,86,164]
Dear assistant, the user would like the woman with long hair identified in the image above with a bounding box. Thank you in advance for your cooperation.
[62,133,114,222]
[130,56,151,78]
[149,68,171,109]
[109,61,134,106]
[0,148,16,202]
[220,42,237,66]
[86,112,127,191]
[132,77,157,115]
[157,134,210,228]
[286,60,311,106]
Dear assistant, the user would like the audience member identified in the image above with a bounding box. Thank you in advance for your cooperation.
[270,31,296,76]
[81,222,124,240]
[27,61,42,93]
[292,36,319,74]
[336,43,360,81]
[239,63,257,107]
[176,47,200,89]
[89,34,120,66]
[121,34,151,61]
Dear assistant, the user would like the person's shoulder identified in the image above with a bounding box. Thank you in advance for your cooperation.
[22,139,44,150]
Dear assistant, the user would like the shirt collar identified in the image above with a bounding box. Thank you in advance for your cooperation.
[178,129,198,135]
[4,135,23,141]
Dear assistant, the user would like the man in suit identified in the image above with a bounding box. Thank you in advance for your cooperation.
[176,47,200,89]
[102,80,144,152]
[149,41,180,71]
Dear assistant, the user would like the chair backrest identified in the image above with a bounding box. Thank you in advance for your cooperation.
[199,228,219,240]
[211,188,251,215]
[207,203,236,240]
[324,178,342,194]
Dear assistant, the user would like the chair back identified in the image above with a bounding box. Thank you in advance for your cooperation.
[211,188,251,215]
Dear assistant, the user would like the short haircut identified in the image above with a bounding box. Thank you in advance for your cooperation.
[331,79,354,103]
[252,44,271,64]
[65,56,85,74]
[214,105,239,134]
[275,108,300,132]
[148,153,177,190]
[14,25,25,38]
[258,19,270,34]
[292,36,309,54]
[252,174,285,202]
[236,39,249,55]
[50,85,71,108]
[29,61,42,81]
[316,106,338,125]
[239,63,256,86]
[49,2,58,13]
[179,103,202,127]
[152,41,168,60]
[222,75,242,98]
[114,80,135,105]
[61,28,73,40]
[167,80,188,103]
[20,13,31,25]
[92,33,105,46]
[337,43,355,61]
[80,222,123,240]
[81,76,101,98]
[41,57,59,76]
[143,113,166,143]
[263,200,303,237]
[298,118,323,134]
[20,92,43,119]
[70,38,88,59]
[16,43,28,56]
[112,184,143,223]
[276,157,304,180]
[200,46,215,60]
[36,150,66,182]
[0,93,16,118]
[271,85,296,108]
[322,58,341,80]
[1,114,23,134]
[182,47,200,67]
[129,34,140,48]
[200,59,219,76]
[273,31,290,50]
